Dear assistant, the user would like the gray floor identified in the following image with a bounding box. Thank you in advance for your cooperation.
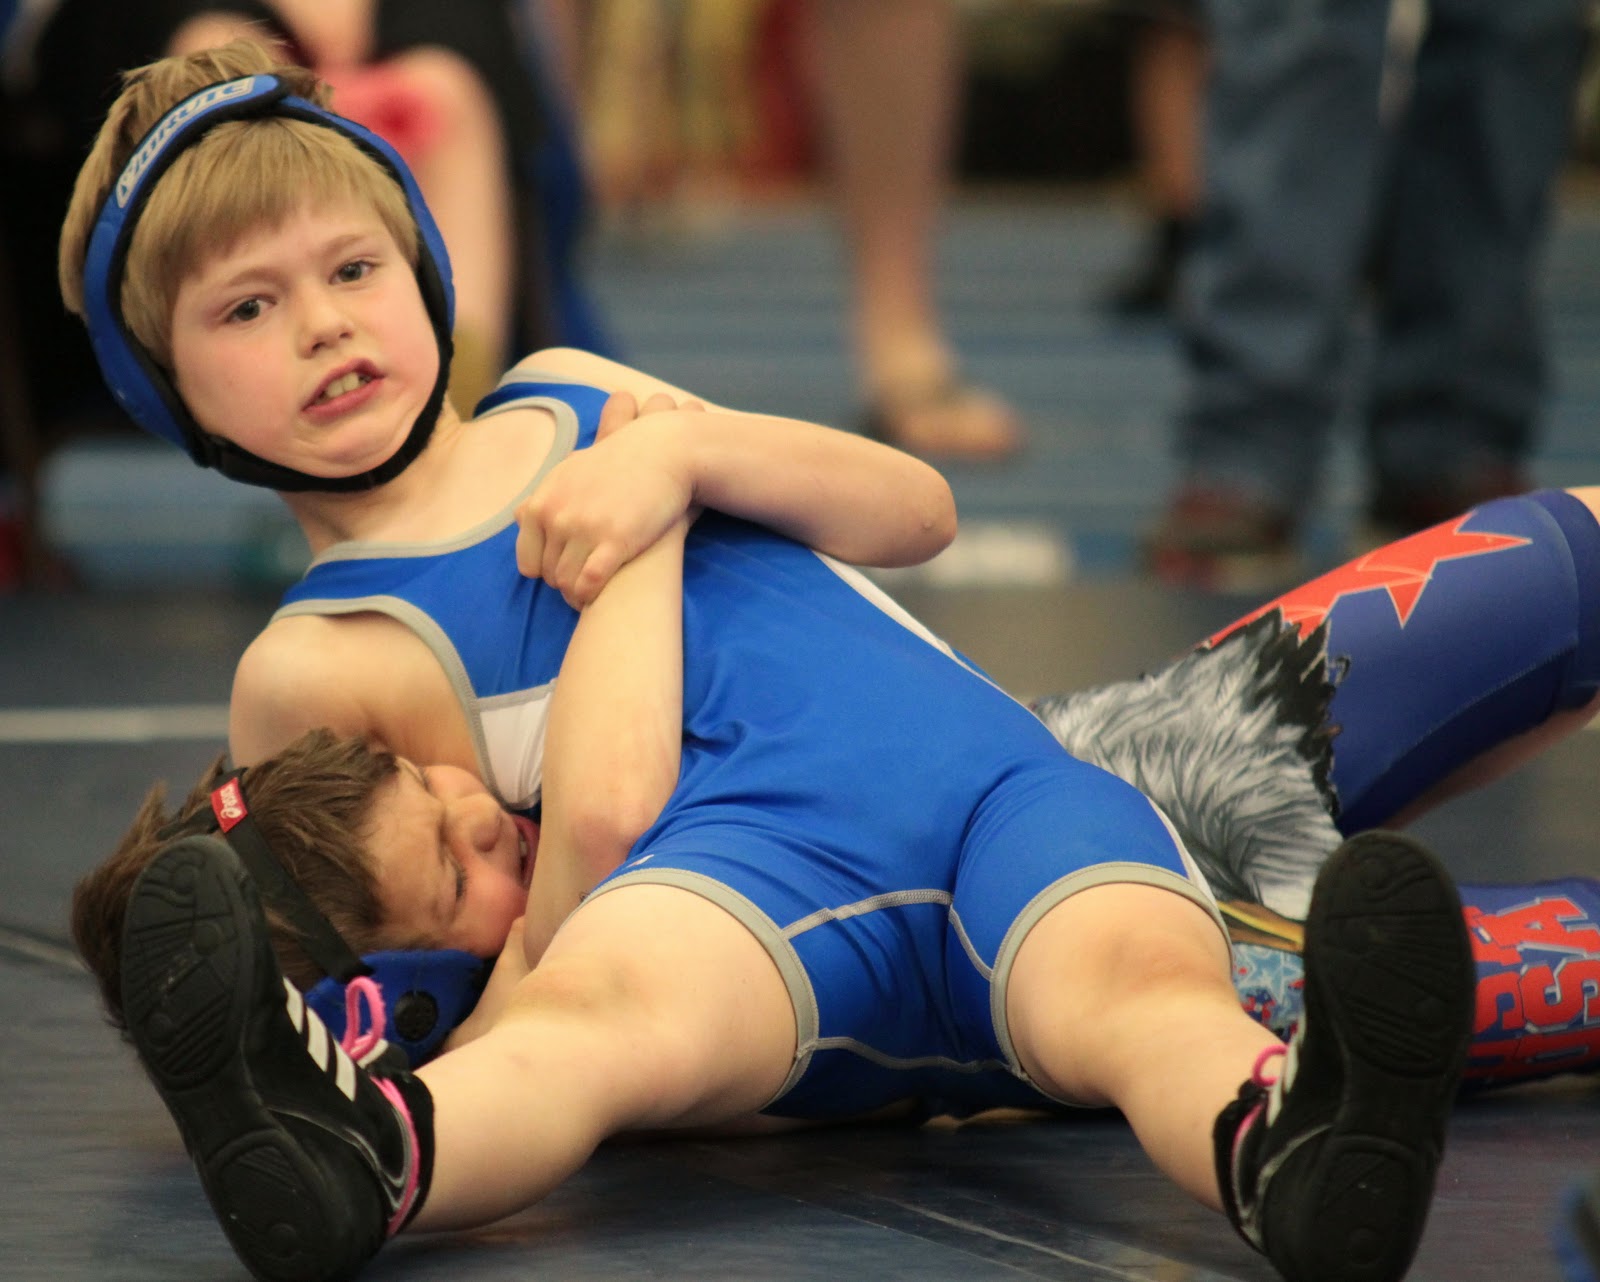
[5,186,1600,1280]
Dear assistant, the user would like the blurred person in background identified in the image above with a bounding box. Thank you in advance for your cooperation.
[564,0,1023,460]
[0,0,604,588]
[1142,0,1590,590]
[1101,0,1207,319]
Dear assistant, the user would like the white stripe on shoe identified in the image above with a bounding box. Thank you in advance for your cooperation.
[284,979,306,1033]
[281,976,362,1101]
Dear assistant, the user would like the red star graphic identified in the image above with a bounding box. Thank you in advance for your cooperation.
[1211,517,1531,645]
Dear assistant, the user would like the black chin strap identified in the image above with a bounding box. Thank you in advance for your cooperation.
[192,335,454,493]
[162,769,371,984]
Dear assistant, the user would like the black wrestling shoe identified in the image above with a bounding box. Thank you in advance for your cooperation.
[120,835,434,1282]
[1215,831,1475,1282]
[1141,484,1304,594]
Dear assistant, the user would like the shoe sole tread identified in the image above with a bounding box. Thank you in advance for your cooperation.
[1268,832,1475,1282]
[122,837,361,1282]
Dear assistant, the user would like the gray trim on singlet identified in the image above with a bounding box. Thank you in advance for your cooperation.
[496,367,605,390]
[266,384,583,808]
[810,1038,1010,1077]
[815,554,1040,717]
[781,888,953,939]
[784,889,993,982]
[988,861,1227,1107]
[585,867,821,1110]
[588,853,1224,1111]
[948,906,992,981]
[269,592,514,807]
[297,392,580,568]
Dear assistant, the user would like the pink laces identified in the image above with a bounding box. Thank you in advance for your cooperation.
[1250,1044,1287,1087]
[341,975,388,1062]
[338,977,421,1237]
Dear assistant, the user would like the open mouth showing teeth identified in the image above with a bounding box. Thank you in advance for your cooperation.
[314,371,373,404]
[510,814,538,888]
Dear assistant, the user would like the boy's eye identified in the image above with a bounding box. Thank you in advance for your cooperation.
[335,259,373,284]
[228,298,263,323]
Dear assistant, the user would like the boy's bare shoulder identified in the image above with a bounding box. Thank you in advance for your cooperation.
[235,612,368,685]
[230,616,371,760]
[504,348,719,409]
[229,612,461,764]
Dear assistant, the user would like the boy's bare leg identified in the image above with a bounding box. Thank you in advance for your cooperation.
[805,0,1020,459]
[1007,833,1474,1282]
[1006,878,1274,1205]
[413,883,797,1228]
[121,839,795,1279]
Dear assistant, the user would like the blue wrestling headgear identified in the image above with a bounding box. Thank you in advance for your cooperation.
[82,74,456,492]
[159,769,489,1067]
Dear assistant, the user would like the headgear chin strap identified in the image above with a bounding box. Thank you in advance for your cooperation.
[160,768,489,1066]
[82,74,456,492]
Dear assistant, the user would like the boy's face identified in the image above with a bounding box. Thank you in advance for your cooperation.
[168,198,439,479]
[366,761,539,957]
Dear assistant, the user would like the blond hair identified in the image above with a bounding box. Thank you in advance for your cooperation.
[59,39,420,367]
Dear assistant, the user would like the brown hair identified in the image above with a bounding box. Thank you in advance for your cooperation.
[71,729,401,1034]
[58,39,420,367]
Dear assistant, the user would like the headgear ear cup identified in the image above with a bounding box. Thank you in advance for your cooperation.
[305,949,491,1066]
[81,73,456,491]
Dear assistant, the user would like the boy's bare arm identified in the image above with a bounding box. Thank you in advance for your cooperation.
[511,349,958,606]
[449,522,685,1046]
[520,518,689,965]
[229,614,476,769]
[229,623,370,764]
[652,404,956,565]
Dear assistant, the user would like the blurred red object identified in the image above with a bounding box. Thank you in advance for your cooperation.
[320,64,445,167]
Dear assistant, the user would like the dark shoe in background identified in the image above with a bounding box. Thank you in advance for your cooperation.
[1354,465,1534,553]
[1141,484,1303,593]
[1102,216,1191,319]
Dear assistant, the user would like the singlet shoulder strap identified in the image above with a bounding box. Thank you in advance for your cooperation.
[477,376,613,438]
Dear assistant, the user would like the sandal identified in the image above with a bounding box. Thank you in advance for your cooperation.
[861,379,1024,461]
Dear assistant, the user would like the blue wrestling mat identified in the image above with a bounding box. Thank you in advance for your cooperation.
[4,579,1600,1281]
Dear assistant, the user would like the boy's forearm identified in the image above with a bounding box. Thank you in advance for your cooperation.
[678,409,957,567]
[523,522,687,962]
[512,347,957,567]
